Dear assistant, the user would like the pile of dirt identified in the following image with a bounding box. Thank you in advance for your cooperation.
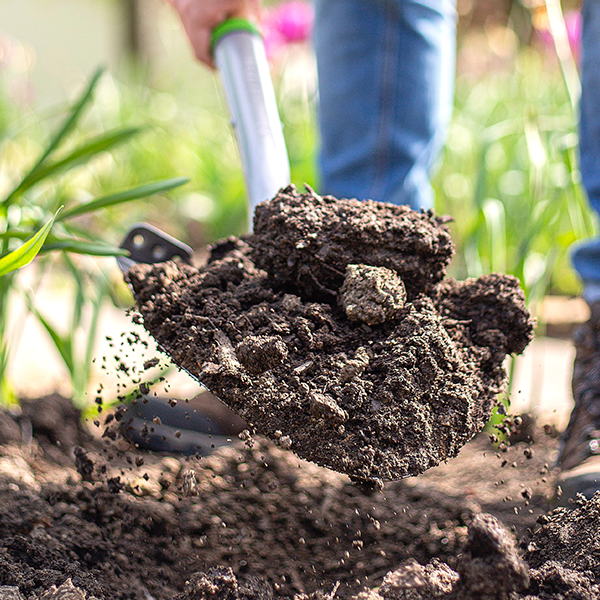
[0,393,92,466]
[0,398,600,600]
[126,186,534,481]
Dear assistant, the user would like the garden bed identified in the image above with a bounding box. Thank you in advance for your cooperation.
[0,395,599,599]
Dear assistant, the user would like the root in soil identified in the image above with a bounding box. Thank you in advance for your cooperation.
[126,186,534,481]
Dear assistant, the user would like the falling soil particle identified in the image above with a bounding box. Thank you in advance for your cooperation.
[126,186,534,481]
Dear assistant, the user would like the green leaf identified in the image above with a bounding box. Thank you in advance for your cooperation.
[11,127,143,195]
[74,277,107,405]
[63,253,85,332]
[525,120,548,170]
[0,371,17,407]
[41,238,129,257]
[482,197,507,273]
[59,177,190,221]
[0,209,60,276]
[3,67,105,206]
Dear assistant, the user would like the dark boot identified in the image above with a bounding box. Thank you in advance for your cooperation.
[556,302,600,504]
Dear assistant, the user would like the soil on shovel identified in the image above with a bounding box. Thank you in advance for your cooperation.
[126,186,534,481]
[1,396,600,600]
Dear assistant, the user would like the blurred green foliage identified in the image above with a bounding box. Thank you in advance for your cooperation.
[0,68,187,406]
[85,47,593,312]
[435,48,593,307]
[6,45,589,304]
[21,67,318,247]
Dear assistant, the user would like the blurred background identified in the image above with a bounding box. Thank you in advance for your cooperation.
[0,0,590,426]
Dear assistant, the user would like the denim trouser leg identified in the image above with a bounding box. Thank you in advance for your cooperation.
[313,0,457,210]
[571,1,600,302]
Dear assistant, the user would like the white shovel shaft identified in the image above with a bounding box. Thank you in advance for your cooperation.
[213,29,291,216]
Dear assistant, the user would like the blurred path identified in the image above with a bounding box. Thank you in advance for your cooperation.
[509,337,574,429]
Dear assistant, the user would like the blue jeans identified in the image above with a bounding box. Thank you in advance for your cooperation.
[571,1,600,302]
[313,0,457,210]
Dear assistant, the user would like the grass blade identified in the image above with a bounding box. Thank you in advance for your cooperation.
[59,177,190,221]
[544,0,581,110]
[62,254,85,332]
[3,67,105,205]
[41,238,129,257]
[524,120,548,169]
[75,277,107,405]
[21,291,74,373]
[482,198,507,273]
[0,231,31,242]
[15,127,143,194]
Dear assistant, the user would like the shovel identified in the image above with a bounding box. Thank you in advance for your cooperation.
[118,17,290,268]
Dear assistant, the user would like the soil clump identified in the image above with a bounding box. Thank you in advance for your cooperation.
[126,186,534,481]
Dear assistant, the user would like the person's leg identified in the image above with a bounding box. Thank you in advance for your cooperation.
[571,0,600,302]
[559,0,600,504]
[313,0,456,211]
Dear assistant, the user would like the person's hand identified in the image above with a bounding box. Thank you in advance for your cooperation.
[165,0,261,67]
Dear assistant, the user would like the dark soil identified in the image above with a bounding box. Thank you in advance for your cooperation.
[1,396,600,600]
[126,186,534,481]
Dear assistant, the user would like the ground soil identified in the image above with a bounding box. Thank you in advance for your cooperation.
[125,186,534,481]
[0,395,600,600]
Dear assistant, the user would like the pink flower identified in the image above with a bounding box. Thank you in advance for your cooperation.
[261,1,314,58]
[535,9,581,62]
[262,27,287,60]
[564,10,582,60]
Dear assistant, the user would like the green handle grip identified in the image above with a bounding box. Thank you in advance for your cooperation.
[210,18,262,55]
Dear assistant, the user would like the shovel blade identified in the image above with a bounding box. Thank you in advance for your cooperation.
[117,223,193,273]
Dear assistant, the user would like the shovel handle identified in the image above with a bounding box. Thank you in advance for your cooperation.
[211,19,291,219]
